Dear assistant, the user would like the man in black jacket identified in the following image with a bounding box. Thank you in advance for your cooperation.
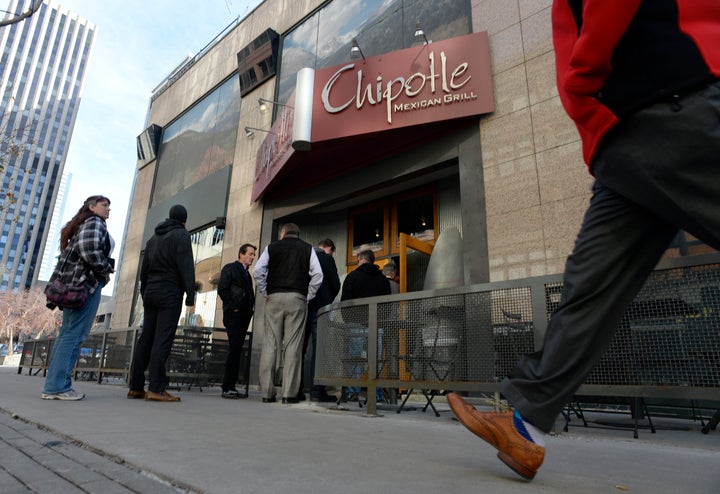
[300,238,341,402]
[217,243,257,399]
[341,249,391,400]
[128,205,196,402]
[341,250,391,302]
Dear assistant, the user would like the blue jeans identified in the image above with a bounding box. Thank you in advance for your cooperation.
[43,286,103,394]
[347,325,383,400]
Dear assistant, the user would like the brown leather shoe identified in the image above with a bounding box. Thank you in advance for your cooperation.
[127,390,145,399]
[447,393,544,480]
[145,390,181,402]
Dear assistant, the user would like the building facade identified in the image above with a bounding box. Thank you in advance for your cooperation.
[113,0,712,378]
[0,0,95,290]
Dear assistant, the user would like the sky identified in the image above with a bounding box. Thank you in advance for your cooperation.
[48,0,265,293]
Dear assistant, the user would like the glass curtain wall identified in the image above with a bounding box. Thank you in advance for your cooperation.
[151,76,241,207]
[277,0,471,105]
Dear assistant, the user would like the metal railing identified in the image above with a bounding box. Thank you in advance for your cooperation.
[315,255,720,415]
[18,327,252,391]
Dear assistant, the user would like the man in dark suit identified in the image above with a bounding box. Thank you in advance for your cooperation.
[217,243,257,399]
[300,238,341,402]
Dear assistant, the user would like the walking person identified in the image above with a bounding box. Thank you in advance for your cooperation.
[42,195,115,400]
[448,0,720,480]
[217,243,257,399]
[253,223,323,404]
[128,205,195,402]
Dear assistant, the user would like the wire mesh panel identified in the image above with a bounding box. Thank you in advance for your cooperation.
[383,294,465,384]
[316,305,370,385]
[99,328,137,381]
[585,264,720,388]
[75,334,104,380]
[312,261,720,401]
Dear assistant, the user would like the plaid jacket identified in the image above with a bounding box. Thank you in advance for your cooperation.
[51,215,114,294]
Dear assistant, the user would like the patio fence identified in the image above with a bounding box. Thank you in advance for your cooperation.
[315,255,720,415]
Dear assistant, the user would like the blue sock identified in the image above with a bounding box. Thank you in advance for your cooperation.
[513,410,546,447]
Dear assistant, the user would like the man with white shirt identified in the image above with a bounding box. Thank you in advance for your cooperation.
[253,223,323,404]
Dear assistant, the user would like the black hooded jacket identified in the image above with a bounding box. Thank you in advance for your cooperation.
[140,219,196,305]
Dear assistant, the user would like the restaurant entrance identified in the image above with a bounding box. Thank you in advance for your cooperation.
[346,185,439,291]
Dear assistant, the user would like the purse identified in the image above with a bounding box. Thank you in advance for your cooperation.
[44,247,89,310]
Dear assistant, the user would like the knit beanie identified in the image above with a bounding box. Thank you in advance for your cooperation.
[169,204,188,222]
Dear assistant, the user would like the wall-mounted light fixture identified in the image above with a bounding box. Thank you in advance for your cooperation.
[244,126,275,139]
[414,21,430,45]
[258,97,293,114]
[350,39,365,60]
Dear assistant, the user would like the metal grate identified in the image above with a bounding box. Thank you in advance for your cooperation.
[585,265,720,388]
[316,263,720,401]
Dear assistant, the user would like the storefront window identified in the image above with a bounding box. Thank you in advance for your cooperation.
[180,225,224,328]
[392,188,437,252]
[277,0,471,105]
[349,202,388,260]
[151,76,240,207]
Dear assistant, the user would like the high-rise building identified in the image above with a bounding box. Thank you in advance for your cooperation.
[37,171,71,281]
[0,0,95,290]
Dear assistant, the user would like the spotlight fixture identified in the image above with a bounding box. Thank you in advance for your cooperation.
[244,126,274,139]
[414,21,429,45]
[350,38,365,60]
[258,97,293,114]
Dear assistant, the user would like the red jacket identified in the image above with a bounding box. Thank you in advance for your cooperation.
[552,0,720,168]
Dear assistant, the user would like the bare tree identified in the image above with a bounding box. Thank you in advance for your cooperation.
[0,288,61,354]
[0,0,43,27]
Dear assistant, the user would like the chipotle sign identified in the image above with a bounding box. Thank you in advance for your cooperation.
[312,32,494,142]
[251,32,494,202]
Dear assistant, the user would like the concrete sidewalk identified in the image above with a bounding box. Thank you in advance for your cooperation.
[0,367,718,494]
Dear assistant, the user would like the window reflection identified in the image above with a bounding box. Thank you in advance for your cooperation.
[277,0,470,105]
[152,76,240,207]
[180,225,224,328]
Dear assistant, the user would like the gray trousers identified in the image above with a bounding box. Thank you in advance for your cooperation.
[500,81,720,432]
[259,292,308,399]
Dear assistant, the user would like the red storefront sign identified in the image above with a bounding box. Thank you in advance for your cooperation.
[312,32,493,142]
[251,32,494,202]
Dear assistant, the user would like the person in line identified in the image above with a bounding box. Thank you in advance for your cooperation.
[253,223,323,404]
[448,0,720,481]
[217,243,257,399]
[300,238,341,402]
[128,205,196,402]
[382,262,400,294]
[42,196,115,400]
[340,249,391,401]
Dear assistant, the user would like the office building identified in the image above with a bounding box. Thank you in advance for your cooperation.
[0,0,95,290]
[36,171,71,281]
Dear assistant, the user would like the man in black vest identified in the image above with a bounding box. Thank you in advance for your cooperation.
[253,223,323,404]
[217,243,256,399]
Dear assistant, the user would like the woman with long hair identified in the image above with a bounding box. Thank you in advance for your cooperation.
[42,195,115,400]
